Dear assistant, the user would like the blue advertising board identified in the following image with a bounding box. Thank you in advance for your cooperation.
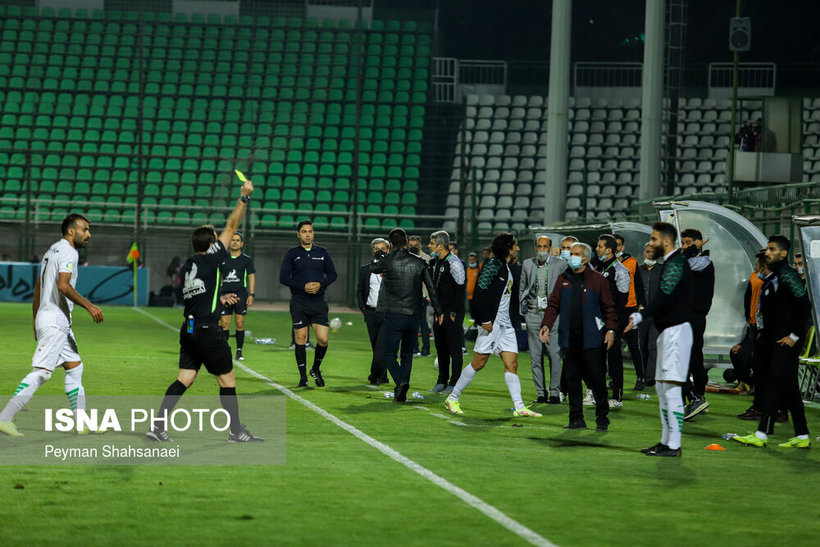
[0,262,149,306]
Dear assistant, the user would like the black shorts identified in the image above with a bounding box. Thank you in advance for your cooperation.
[290,297,329,329]
[219,290,248,316]
[178,323,233,376]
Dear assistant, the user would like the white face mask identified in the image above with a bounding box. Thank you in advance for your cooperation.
[797,266,805,275]
[567,255,584,270]
[616,251,623,258]
[536,251,550,262]
[644,258,656,267]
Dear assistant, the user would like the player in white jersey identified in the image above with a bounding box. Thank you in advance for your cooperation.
[445,233,541,417]
[0,214,104,437]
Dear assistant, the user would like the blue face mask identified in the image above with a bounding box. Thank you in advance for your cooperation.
[568,255,584,270]
[756,272,764,280]
[597,253,608,261]
[560,250,571,260]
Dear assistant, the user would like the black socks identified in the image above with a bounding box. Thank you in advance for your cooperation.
[314,343,328,369]
[235,329,245,350]
[219,386,241,435]
[295,344,307,378]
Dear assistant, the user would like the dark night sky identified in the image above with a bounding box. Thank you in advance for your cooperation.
[435,0,820,66]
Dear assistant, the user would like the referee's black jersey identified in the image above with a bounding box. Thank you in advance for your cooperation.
[181,240,228,325]
[219,253,255,293]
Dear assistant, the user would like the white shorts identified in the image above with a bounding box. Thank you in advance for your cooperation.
[473,324,518,356]
[655,322,693,382]
[31,326,81,371]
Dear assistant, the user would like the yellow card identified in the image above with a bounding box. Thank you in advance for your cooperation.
[234,169,247,182]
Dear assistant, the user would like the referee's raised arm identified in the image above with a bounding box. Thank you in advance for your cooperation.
[218,179,254,249]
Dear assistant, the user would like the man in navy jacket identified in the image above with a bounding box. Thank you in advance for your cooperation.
[279,220,338,388]
[540,242,618,431]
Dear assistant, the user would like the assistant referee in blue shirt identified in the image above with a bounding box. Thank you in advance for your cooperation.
[279,220,338,387]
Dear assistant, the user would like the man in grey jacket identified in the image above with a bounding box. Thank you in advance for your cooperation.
[520,234,567,404]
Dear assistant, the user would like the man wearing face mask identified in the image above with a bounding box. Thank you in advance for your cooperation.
[358,238,390,385]
[520,234,567,404]
[559,236,578,262]
[793,253,805,283]
[613,233,647,391]
[592,234,631,408]
[466,252,480,302]
[679,229,715,421]
[638,243,662,388]
[408,235,432,357]
[733,235,812,449]
[428,231,466,393]
[540,242,617,431]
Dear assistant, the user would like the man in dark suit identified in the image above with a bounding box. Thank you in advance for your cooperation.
[357,237,390,385]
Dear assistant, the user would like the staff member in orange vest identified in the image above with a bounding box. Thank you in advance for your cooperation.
[614,234,647,391]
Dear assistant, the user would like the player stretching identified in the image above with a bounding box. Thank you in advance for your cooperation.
[147,178,261,443]
[219,232,256,361]
[0,214,104,436]
[279,220,338,387]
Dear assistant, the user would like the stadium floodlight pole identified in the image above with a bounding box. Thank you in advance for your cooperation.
[544,0,571,225]
[639,0,665,201]
[727,0,742,203]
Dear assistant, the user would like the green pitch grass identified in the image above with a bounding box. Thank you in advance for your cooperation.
[1,302,819,546]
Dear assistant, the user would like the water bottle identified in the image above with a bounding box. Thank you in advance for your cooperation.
[722,433,738,440]
[254,337,276,345]
[412,391,425,400]
[636,393,651,400]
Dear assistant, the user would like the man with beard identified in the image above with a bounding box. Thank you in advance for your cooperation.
[733,235,812,449]
[0,214,104,436]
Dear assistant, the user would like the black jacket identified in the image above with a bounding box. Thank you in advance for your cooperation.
[759,259,810,340]
[371,248,441,316]
[638,262,662,308]
[684,247,715,316]
[429,253,466,314]
[642,249,695,332]
[472,257,519,325]
[356,262,380,311]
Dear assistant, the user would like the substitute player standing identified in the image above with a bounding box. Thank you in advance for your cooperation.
[147,178,262,443]
[280,220,338,387]
[0,214,104,436]
[219,232,256,361]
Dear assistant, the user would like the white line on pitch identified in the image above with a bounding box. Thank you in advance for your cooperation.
[134,307,556,547]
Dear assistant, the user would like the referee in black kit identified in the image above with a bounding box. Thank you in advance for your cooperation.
[147,177,261,443]
[279,220,338,387]
[218,231,255,361]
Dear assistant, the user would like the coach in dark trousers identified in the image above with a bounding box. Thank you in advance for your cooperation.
[372,228,443,402]
[680,229,715,420]
[637,242,662,387]
[540,242,617,431]
[357,237,390,385]
[427,230,466,393]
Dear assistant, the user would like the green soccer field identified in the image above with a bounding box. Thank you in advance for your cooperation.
[1,302,818,546]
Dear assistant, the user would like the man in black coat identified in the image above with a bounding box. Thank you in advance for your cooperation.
[372,229,443,402]
[427,230,466,393]
[679,228,715,421]
[357,237,390,385]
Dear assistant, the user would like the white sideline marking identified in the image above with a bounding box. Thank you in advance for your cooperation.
[134,307,555,547]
